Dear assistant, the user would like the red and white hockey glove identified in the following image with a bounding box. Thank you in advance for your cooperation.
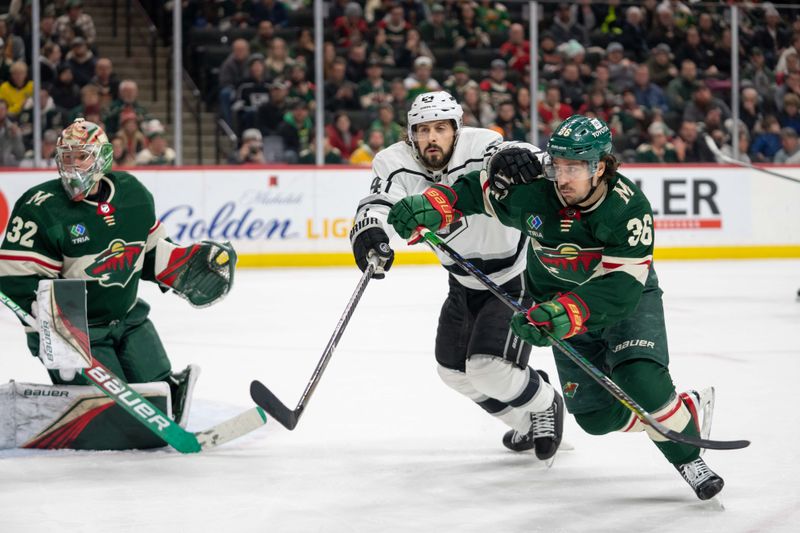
[510,293,590,347]
[387,184,462,240]
[155,240,237,308]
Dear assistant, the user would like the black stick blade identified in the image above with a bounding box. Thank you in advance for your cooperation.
[250,380,298,430]
[663,429,750,450]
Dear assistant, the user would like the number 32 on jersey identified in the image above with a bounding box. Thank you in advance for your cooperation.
[627,214,653,246]
[5,216,38,248]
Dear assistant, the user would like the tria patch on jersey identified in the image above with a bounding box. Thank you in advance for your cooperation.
[84,239,144,288]
[69,223,90,244]
[535,243,603,284]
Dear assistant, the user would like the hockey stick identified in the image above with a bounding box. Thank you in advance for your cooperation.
[419,228,750,451]
[0,288,267,453]
[703,134,800,184]
[250,256,379,429]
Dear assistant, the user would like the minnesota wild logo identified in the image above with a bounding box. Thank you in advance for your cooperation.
[85,239,144,288]
[535,243,603,284]
[563,382,579,399]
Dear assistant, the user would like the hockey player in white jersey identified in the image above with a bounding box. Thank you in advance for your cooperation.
[349,91,564,459]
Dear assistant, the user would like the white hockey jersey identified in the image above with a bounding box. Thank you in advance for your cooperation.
[351,127,528,290]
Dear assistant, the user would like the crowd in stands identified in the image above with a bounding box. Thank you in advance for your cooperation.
[0,0,175,167]
[5,1,800,167]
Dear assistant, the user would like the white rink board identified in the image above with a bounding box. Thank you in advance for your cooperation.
[1,165,799,255]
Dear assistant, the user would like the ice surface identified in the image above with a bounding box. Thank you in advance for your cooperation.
[1,260,799,533]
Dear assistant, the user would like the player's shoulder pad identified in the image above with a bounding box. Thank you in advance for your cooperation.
[371,141,416,178]
[459,127,503,154]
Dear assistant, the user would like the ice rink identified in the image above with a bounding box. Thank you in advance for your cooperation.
[1,260,799,533]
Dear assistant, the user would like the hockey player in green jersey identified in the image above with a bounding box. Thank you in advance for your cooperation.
[0,118,236,430]
[386,114,725,501]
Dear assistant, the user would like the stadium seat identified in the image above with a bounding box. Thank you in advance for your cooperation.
[288,9,314,27]
[431,48,458,69]
[465,49,500,69]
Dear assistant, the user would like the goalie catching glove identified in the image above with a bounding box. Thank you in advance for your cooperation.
[486,142,544,199]
[510,294,590,347]
[387,184,461,240]
[155,240,237,308]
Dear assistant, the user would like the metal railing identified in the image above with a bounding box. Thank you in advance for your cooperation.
[215,119,239,165]
[111,0,159,102]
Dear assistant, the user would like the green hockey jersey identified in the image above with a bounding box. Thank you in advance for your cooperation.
[0,171,167,325]
[451,170,657,331]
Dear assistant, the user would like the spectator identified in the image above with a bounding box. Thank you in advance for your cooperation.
[115,108,146,160]
[40,42,61,87]
[395,28,433,70]
[20,129,59,168]
[719,126,751,164]
[742,47,775,101]
[618,6,649,62]
[480,59,514,109]
[350,128,386,165]
[514,86,533,132]
[0,61,33,117]
[218,39,251,127]
[750,115,782,163]
[632,64,668,114]
[751,6,791,68]
[577,89,612,122]
[500,23,530,74]
[635,122,679,162]
[489,100,527,141]
[39,7,60,49]
[358,59,391,110]
[370,28,396,66]
[683,83,731,125]
[276,100,313,162]
[326,112,362,160]
[588,63,613,102]
[233,54,271,131]
[476,0,510,34]
[404,56,441,101]
[537,84,573,137]
[230,128,267,164]
[334,2,369,48]
[420,4,456,49]
[49,64,81,112]
[646,43,677,88]
[571,0,597,34]
[378,4,411,51]
[135,120,176,166]
[65,37,96,88]
[399,0,426,26]
[55,0,96,48]
[345,43,369,83]
[672,119,715,163]
[740,86,764,134]
[257,80,291,133]
[711,27,734,78]
[779,93,800,135]
[696,12,720,53]
[0,15,26,63]
[461,85,495,128]
[329,0,351,21]
[298,136,344,164]
[666,59,698,114]
[606,42,635,93]
[104,80,149,137]
[389,78,408,124]
[443,62,478,103]
[369,103,404,146]
[111,136,133,166]
[265,37,295,81]
[558,62,586,110]
[593,0,625,44]
[89,58,120,109]
[776,33,800,78]
[647,2,684,51]
[774,71,800,113]
[67,84,101,124]
[539,32,563,81]
[610,88,647,152]
[288,64,315,108]
[0,99,24,166]
[455,2,490,51]
[291,28,315,67]
[674,26,716,78]
[220,0,253,27]
[773,127,800,163]
[324,58,359,111]
[17,88,59,143]
[250,20,275,57]
[551,2,586,45]
[252,0,289,28]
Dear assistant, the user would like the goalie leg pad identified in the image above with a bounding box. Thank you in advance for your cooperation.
[154,239,237,308]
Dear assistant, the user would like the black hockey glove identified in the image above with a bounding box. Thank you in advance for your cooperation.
[488,146,544,199]
[350,219,394,279]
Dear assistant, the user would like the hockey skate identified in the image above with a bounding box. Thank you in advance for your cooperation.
[503,392,564,461]
[680,387,715,455]
[675,457,725,500]
[168,364,200,428]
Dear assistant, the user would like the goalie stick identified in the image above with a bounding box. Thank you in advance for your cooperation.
[250,255,379,429]
[0,287,267,453]
[418,228,750,451]
[703,134,800,184]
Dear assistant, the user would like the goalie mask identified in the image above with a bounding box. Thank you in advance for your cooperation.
[56,118,113,202]
[407,91,463,171]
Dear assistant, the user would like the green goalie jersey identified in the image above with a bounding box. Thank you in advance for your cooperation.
[0,171,168,325]
[451,170,656,331]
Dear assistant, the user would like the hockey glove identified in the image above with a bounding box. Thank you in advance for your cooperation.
[155,240,237,308]
[387,184,462,240]
[510,294,590,347]
[488,145,543,199]
[350,219,394,279]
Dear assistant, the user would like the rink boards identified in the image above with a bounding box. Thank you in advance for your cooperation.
[1,164,799,266]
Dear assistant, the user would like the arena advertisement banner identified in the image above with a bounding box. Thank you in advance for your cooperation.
[1,165,798,264]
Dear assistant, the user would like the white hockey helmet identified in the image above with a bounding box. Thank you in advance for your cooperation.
[406,91,463,142]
